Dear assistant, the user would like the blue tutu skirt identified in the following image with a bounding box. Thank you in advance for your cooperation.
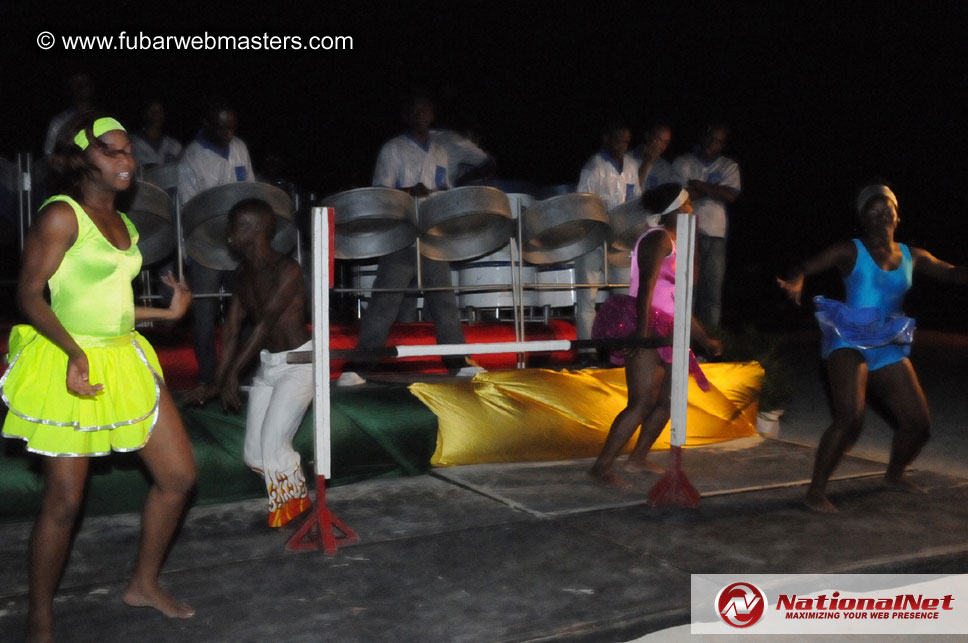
[814,296,915,358]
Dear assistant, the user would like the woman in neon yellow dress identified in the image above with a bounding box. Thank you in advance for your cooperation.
[0,114,196,642]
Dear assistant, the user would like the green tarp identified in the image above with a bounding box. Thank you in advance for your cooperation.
[0,385,438,522]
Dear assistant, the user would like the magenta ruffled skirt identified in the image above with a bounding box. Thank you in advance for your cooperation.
[592,295,710,390]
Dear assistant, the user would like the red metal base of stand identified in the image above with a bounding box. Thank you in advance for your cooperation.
[286,475,359,554]
[648,447,701,508]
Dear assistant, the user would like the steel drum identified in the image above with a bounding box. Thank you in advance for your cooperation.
[521,193,610,264]
[607,195,654,253]
[126,180,175,265]
[456,188,536,310]
[535,263,577,308]
[182,182,297,270]
[418,186,513,262]
[142,162,180,193]
[350,262,380,312]
[596,255,631,302]
[457,245,537,311]
[321,187,416,260]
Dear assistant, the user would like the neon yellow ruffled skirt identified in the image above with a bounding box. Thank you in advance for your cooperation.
[1,325,164,456]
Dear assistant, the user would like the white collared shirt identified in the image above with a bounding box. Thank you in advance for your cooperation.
[578,151,642,209]
[372,134,450,190]
[178,135,254,204]
[672,153,741,237]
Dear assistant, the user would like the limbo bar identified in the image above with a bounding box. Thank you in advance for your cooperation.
[287,336,672,364]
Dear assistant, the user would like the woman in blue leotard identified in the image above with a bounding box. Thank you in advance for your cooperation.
[778,184,968,513]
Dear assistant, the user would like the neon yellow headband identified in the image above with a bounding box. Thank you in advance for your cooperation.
[73,117,126,150]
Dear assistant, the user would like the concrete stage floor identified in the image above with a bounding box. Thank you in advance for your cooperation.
[2,330,968,642]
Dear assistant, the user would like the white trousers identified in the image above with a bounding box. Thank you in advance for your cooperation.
[244,340,313,513]
[574,246,605,346]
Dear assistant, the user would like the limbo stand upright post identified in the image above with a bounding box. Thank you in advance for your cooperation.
[647,209,701,508]
[286,206,359,553]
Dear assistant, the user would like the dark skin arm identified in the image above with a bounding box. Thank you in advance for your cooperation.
[17,201,102,396]
[183,262,306,412]
[214,290,247,413]
[182,276,247,410]
[634,230,722,356]
[134,272,192,321]
[454,157,497,186]
[686,180,739,204]
[910,247,968,284]
[633,231,668,339]
[777,240,857,305]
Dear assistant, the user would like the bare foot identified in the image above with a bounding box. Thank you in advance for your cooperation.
[623,458,664,474]
[884,476,927,495]
[803,491,838,514]
[123,581,195,619]
[588,467,633,489]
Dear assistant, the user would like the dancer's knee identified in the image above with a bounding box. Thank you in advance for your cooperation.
[901,414,931,444]
[41,483,85,526]
[156,464,196,498]
[826,414,864,448]
[833,405,864,433]
[624,399,656,423]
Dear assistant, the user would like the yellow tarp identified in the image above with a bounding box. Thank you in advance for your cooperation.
[409,362,764,467]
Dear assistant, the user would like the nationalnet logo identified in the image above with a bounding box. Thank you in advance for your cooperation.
[716,582,768,627]
[775,589,953,621]
[693,574,968,635]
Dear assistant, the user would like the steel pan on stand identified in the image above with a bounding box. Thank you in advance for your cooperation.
[142,162,180,197]
[534,262,577,310]
[521,192,609,265]
[323,187,418,320]
[125,180,176,266]
[349,262,379,317]
[348,261,461,321]
[117,179,178,313]
[456,190,536,318]
[417,186,513,262]
[182,182,297,271]
[522,192,611,324]
[597,249,631,302]
[607,195,654,255]
[602,196,657,301]
[322,187,416,260]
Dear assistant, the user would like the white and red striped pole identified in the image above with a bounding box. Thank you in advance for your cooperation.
[648,209,701,507]
[287,206,358,553]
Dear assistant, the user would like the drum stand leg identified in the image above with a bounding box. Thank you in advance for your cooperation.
[510,235,525,367]
[286,475,359,554]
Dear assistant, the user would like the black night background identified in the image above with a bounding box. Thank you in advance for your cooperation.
[2,0,967,330]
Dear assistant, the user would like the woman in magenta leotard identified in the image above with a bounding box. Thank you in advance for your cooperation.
[589,184,722,487]
[778,183,968,513]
